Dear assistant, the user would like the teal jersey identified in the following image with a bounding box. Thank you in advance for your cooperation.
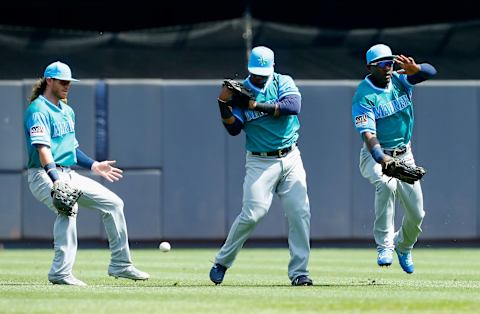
[351,72,414,149]
[24,96,79,168]
[233,73,301,152]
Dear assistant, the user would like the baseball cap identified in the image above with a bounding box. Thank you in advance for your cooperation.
[248,46,274,76]
[366,44,395,64]
[43,61,79,81]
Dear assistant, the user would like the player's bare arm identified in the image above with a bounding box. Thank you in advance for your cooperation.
[35,144,55,167]
[35,144,62,183]
[363,132,392,166]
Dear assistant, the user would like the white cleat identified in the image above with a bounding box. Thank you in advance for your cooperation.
[49,275,87,286]
[108,265,150,281]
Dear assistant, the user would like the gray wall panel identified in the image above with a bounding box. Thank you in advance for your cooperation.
[67,82,96,157]
[75,171,104,239]
[22,79,35,111]
[299,83,356,239]
[413,84,478,238]
[0,174,22,239]
[226,135,245,236]
[350,137,376,238]
[102,170,162,240]
[478,85,480,239]
[3,80,480,241]
[163,83,226,239]
[107,81,163,168]
[0,82,24,170]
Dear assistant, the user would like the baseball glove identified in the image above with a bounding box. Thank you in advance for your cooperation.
[382,158,426,184]
[51,181,83,216]
[223,79,255,109]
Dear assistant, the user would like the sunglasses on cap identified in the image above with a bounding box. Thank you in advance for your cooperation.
[369,60,395,69]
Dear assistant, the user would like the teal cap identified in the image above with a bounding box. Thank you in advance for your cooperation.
[43,61,79,81]
[366,44,395,64]
[248,46,275,76]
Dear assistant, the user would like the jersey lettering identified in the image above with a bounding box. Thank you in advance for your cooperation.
[243,99,276,122]
[52,119,75,138]
[374,94,410,119]
[244,110,267,121]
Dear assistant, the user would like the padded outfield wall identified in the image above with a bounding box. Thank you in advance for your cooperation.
[1,80,479,242]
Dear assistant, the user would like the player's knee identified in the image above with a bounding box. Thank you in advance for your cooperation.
[110,195,124,211]
[412,209,425,224]
[375,179,396,195]
[239,206,268,224]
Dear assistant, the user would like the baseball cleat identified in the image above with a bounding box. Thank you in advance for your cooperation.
[291,275,313,286]
[49,275,87,286]
[395,248,414,274]
[209,263,227,285]
[377,248,393,267]
[108,265,150,281]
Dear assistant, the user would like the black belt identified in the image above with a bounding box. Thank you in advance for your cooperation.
[383,146,408,157]
[251,144,296,157]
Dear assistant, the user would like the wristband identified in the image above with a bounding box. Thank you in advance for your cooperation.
[254,102,276,114]
[44,162,60,182]
[370,146,386,163]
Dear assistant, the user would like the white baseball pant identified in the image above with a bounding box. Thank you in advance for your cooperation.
[27,167,133,282]
[359,145,425,252]
[215,147,311,280]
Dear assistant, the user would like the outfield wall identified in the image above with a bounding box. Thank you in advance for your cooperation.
[1,80,479,242]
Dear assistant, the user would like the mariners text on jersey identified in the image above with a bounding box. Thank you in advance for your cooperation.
[374,94,410,119]
[52,119,75,137]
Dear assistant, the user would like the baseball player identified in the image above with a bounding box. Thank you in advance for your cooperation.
[210,46,312,286]
[24,61,150,286]
[351,44,437,273]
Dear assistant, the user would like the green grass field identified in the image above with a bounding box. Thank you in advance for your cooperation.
[1,248,479,313]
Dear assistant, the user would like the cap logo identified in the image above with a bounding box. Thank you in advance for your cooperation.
[258,56,268,66]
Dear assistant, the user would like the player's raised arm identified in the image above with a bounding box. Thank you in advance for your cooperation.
[395,54,437,84]
[217,84,244,136]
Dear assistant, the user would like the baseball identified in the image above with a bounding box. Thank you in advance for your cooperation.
[159,241,171,252]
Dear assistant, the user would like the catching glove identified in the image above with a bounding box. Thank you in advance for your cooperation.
[382,158,426,184]
[222,79,255,109]
[51,181,83,216]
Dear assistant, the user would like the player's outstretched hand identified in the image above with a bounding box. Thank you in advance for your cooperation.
[395,54,421,75]
[92,160,123,182]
